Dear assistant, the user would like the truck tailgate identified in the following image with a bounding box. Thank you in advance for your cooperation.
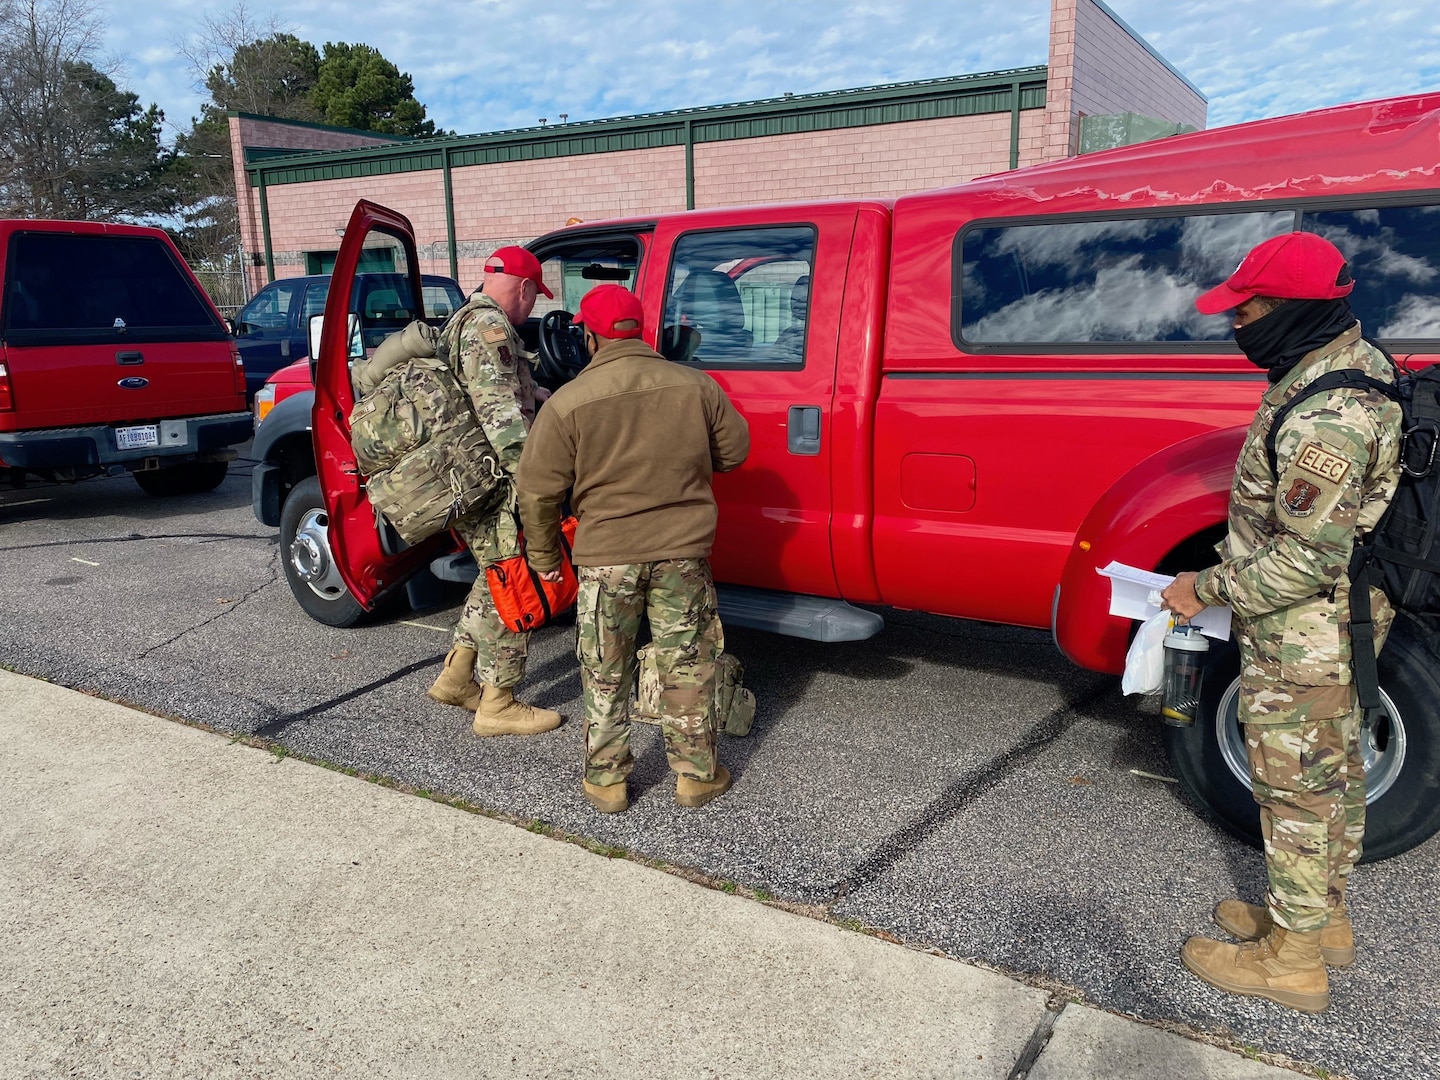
[1,339,240,430]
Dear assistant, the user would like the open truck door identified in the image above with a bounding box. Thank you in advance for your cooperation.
[311,200,458,610]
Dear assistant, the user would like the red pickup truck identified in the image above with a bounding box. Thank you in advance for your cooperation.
[0,220,251,494]
[269,93,1440,859]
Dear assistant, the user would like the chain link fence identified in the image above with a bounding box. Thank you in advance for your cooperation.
[193,268,250,319]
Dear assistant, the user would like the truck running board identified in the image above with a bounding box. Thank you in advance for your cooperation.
[716,585,884,642]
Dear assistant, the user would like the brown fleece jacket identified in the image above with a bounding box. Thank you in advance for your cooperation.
[515,337,749,571]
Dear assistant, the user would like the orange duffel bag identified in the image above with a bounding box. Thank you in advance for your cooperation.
[484,515,579,632]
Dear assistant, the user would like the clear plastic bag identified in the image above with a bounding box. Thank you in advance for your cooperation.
[1121,610,1172,696]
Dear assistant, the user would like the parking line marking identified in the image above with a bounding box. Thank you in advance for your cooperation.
[3,498,52,509]
[70,557,101,567]
[401,620,451,633]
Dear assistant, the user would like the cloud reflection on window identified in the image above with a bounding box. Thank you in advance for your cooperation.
[1305,206,1440,341]
[960,210,1291,345]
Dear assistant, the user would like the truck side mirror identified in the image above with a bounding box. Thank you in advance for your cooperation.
[308,312,364,361]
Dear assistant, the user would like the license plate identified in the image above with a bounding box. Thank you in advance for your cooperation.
[116,424,159,450]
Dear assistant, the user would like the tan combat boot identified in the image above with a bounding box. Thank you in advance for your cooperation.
[676,764,732,808]
[472,684,562,736]
[1182,926,1329,1013]
[583,779,628,814]
[1214,899,1355,967]
[426,646,484,711]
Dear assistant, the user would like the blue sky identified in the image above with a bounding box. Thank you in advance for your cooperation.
[100,0,1440,142]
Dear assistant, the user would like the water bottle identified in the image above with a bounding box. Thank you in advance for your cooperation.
[1161,623,1210,727]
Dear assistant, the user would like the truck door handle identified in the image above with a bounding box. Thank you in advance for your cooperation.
[787,405,821,456]
[116,351,144,365]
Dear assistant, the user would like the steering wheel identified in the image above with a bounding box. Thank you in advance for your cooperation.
[537,310,588,384]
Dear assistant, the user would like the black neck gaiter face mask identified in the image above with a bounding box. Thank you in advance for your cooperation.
[1233,298,1357,383]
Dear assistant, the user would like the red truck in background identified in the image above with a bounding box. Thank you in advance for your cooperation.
[1,220,251,494]
[258,93,1440,859]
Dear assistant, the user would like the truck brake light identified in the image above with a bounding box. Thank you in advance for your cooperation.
[231,343,246,396]
[0,362,12,411]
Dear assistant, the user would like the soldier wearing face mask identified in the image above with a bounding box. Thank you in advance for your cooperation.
[1161,232,1404,1013]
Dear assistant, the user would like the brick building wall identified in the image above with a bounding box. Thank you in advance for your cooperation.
[230,116,408,291]
[692,110,1049,208]
[257,170,450,278]
[1042,0,1207,160]
[447,147,691,286]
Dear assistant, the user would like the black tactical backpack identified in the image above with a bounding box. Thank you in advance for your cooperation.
[1265,352,1440,709]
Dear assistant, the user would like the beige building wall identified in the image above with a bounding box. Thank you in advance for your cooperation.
[229,116,407,294]
[692,110,1050,209]
[1042,0,1207,160]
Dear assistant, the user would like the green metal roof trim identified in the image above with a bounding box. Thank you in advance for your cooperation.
[242,146,331,165]
[247,66,1048,187]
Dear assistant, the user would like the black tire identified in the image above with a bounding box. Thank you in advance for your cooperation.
[278,475,367,627]
[1164,616,1440,862]
[133,461,229,496]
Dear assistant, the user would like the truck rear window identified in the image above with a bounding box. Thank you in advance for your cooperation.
[956,209,1293,346]
[1301,205,1440,343]
[4,232,219,336]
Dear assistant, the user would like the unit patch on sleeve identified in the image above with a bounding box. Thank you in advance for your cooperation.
[1274,438,1357,539]
[1295,442,1352,485]
[1282,478,1322,516]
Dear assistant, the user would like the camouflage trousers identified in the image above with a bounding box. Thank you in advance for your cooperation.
[576,559,721,786]
[1246,698,1366,933]
[452,514,529,688]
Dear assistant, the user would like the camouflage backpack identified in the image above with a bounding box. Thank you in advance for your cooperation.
[348,314,506,545]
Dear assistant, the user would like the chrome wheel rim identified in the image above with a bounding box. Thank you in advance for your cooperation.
[1215,677,1408,803]
[289,507,349,602]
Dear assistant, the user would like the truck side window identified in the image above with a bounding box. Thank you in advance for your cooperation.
[661,226,816,367]
[956,209,1293,346]
[301,281,330,322]
[422,284,458,320]
[1302,204,1440,344]
[237,281,300,333]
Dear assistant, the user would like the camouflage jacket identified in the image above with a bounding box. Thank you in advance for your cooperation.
[435,293,538,560]
[1194,324,1403,718]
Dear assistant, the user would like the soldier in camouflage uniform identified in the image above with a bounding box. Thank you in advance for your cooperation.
[515,285,749,812]
[425,246,564,737]
[1161,233,1403,1013]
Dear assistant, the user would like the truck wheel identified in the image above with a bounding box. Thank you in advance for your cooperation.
[279,476,367,627]
[1163,616,1440,862]
[133,461,229,496]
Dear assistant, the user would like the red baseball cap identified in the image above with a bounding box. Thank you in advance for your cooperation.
[1195,232,1353,315]
[573,285,644,339]
[484,245,553,299]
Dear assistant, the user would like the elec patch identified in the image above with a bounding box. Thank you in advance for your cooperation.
[1295,442,1351,484]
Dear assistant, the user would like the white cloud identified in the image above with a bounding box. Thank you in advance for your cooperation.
[1380,296,1440,338]
[96,0,1440,143]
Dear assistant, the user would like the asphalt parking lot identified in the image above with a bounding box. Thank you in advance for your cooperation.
[2,454,1437,1080]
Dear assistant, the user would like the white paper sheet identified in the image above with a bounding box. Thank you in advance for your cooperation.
[1096,561,1233,641]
